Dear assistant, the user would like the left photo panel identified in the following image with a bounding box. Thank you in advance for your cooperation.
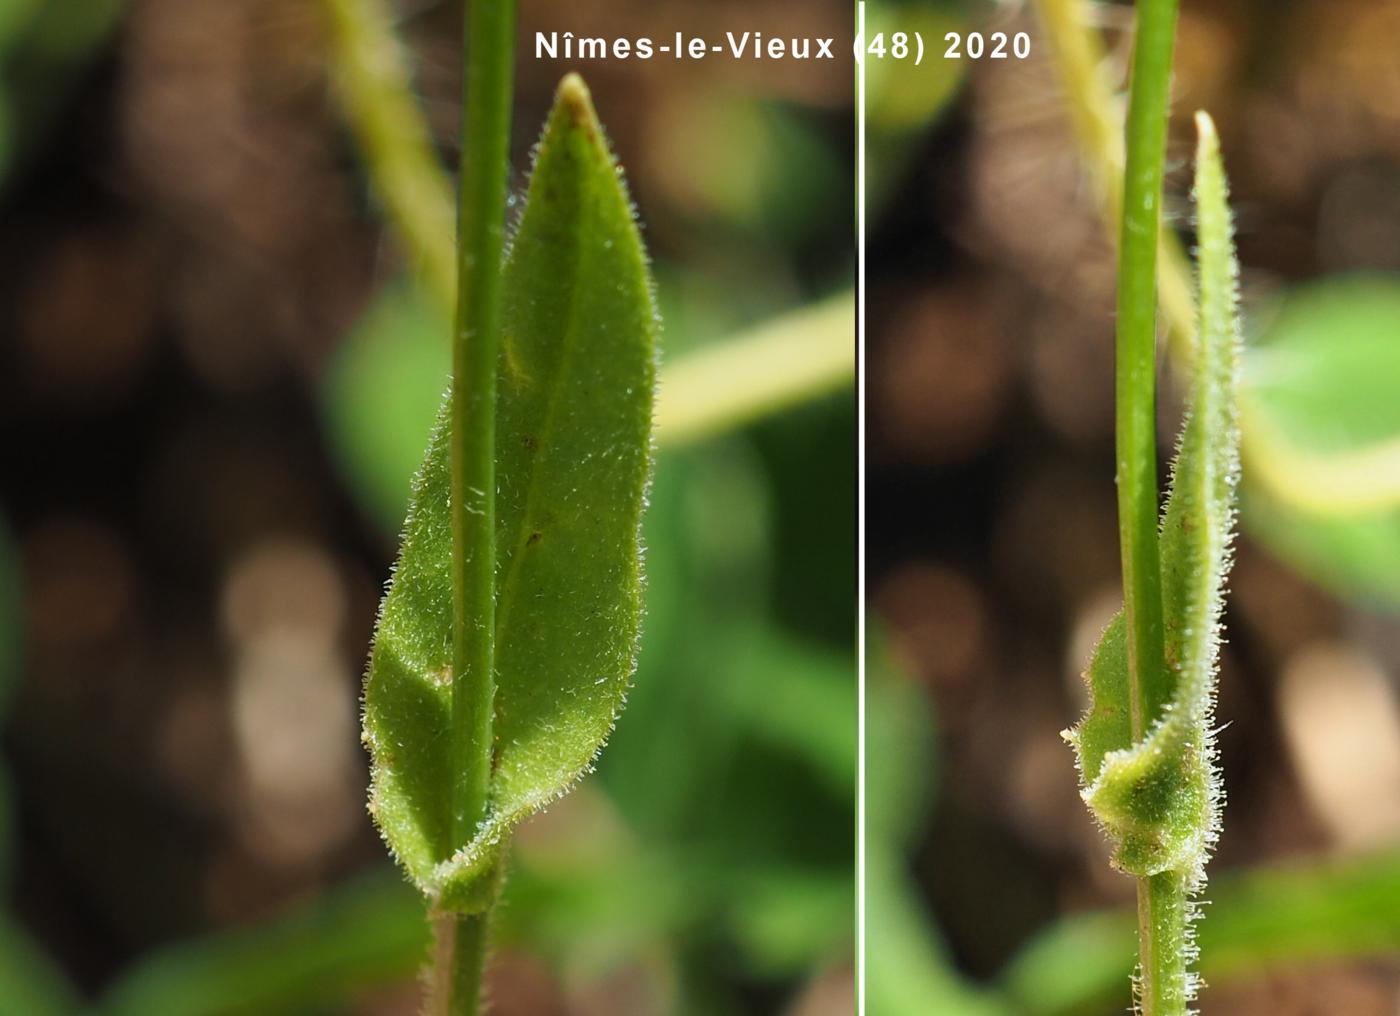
[0,2,856,1013]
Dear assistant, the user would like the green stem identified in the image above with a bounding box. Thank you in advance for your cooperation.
[1032,0,1197,368]
[1037,0,1400,523]
[1138,871,1190,1016]
[1117,0,1176,739]
[449,0,514,1012]
[431,913,490,1016]
[1116,1,1181,1012]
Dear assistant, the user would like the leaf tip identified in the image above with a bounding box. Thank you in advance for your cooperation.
[1193,109,1218,150]
[555,72,598,130]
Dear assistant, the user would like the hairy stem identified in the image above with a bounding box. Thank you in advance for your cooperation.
[323,0,456,310]
[1138,871,1191,1016]
[449,0,514,1011]
[431,913,491,1016]
[1116,0,1182,1012]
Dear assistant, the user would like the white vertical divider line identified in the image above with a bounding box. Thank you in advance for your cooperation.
[855,2,868,1013]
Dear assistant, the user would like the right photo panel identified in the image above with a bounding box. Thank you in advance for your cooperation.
[865,1,1400,1013]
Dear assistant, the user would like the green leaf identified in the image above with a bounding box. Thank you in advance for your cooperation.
[1237,275,1400,608]
[1243,277,1400,456]
[363,76,657,913]
[1069,112,1240,881]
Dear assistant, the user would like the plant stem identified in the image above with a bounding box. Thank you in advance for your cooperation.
[323,0,456,310]
[1037,0,1400,525]
[1116,1,1181,1012]
[432,913,490,1016]
[449,0,514,1012]
[1032,0,1197,369]
[1116,0,1176,755]
[1138,871,1190,1015]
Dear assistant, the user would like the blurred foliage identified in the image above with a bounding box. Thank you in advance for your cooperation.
[0,916,81,1016]
[10,0,1400,1012]
[867,631,1010,1016]
[1242,274,1400,608]
[651,91,844,248]
[1002,849,1400,1016]
[0,521,80,1013]
[321,281,446,529]
[92,404,856,1014]
[4,0,856,1010]
[0,0,122,188]
[98,874,423,1016]
[865,1,968,210]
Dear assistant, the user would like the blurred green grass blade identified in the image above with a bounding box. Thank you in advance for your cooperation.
[866,624,1006,1016]
[1001,850,1400,1016]
[866,852,1011,1016]
[864,624,937,850]
[712,631,856,801]
[363,77,657,911]
[0,918,80,1016]
[657,293,853,446]
[323,0,456,311]
[98,873,424,1016]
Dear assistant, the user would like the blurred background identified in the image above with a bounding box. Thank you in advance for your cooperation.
[0,1,854,1013]
[866,0,1400,1013]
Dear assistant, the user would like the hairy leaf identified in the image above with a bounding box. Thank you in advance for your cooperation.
[1069,112,1240,881]
[363,74,657,912]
